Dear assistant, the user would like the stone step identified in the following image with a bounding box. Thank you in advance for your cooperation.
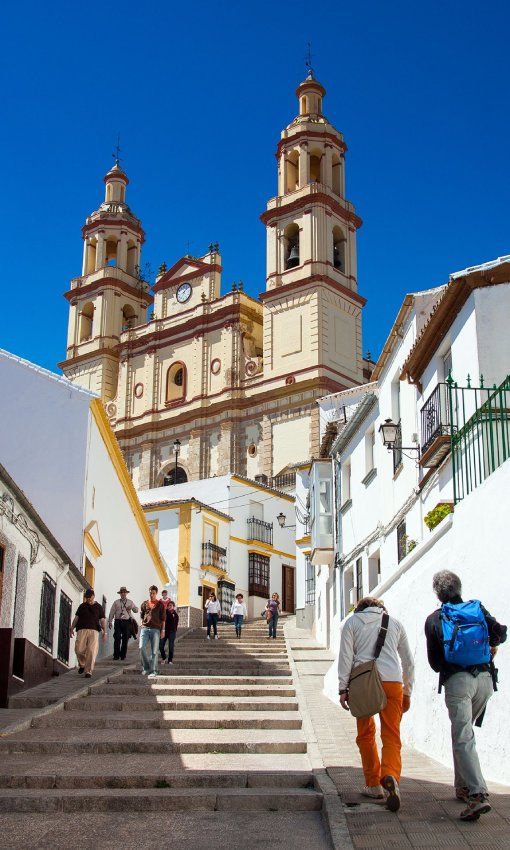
[118,675,293,685]
[31,711,303,730]
[0,769,314,789]
[0,786,322,812]
[92,684,296,697]
[0,728,307,755]
[64,696,300,712]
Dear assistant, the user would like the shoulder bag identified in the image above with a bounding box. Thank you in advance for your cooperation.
[347,613,389,718]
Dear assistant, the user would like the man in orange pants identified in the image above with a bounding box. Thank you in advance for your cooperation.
[338,597,414,811]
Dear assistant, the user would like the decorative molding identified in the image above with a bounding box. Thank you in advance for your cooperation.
[0,491,40,564]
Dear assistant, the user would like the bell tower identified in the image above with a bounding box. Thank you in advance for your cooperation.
[60,161,152,400]
[261,71,365,389]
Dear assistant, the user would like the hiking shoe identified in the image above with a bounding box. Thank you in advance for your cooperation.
[455,786,470,803]
[381,775,401,812]
[460,795,491,821]
[362,785,384,799]
[78,666,84,675]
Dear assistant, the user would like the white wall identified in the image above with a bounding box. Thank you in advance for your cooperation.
[0,351,92,568]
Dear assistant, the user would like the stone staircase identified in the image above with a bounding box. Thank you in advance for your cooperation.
[0,620,327,824]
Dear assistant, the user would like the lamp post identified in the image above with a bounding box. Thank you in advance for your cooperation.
[277,512,296,529]
[378,419,420,459]
[173,438,181,485]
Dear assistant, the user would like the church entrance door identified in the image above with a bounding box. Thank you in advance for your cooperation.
[282,565,295,614]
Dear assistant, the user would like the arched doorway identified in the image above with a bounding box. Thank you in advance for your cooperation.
[163,467,188,486]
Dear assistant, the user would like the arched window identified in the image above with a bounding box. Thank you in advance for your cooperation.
[163,467,188,486]
[332,155,342,195]
[166,362,187,404]
[309,151,322,183]
[122,304,136,331]
[85,240,97,274]
[300,95,308,115]
[284,223,300,270]
[285,150,299,193]
[79,302,94,341]
[126,241,137,276]
[105,239,118,267]
[333,226,346,272]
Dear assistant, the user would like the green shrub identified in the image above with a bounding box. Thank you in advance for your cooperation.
[424,503,453,531]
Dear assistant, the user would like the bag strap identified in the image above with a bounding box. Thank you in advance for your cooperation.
[373,612,389,660]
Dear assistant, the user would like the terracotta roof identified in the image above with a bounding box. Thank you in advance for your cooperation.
[401,258,510,385]
[142,497,233,522]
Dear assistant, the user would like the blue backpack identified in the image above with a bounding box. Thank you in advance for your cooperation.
[440,600,491,667]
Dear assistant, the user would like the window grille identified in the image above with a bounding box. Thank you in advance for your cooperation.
[247,517,273,545]
[356,557,363,602]
[218,579,235,620]
[397,520,407,564]
[57,590,72,664]
[39,572,56,653]
[248,552,270,597]
[305,557,315,606]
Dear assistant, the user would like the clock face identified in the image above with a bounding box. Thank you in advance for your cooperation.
[176,282,192,304]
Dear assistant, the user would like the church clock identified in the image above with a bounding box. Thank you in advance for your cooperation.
[176,282,192,303]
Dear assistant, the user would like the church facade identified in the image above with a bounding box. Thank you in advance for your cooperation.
[61,73,369,491]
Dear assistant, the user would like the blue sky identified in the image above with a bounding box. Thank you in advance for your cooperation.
[1,0,509,371]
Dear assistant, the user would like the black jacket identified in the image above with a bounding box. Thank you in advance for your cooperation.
[165,609,179,633]
[424,596,507,687]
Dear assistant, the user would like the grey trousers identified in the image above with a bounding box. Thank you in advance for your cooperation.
[444,671,493,797]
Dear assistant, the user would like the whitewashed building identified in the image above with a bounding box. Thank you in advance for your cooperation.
[0,463,87,705]
[0,349,170,671]
[140,474,296,626]
[306,255,510,784]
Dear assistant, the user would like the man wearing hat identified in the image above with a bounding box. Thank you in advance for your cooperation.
[70,589,107,677]
[108,587,139,661]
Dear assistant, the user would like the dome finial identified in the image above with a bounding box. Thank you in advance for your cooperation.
[112,133,122,167]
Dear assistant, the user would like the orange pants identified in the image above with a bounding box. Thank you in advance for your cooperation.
[356,681,403,786]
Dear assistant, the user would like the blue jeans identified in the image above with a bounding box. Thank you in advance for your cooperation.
[139,627,160,673]
[207,613,219,637]
[268,613,278,638]
[233,614,244,635]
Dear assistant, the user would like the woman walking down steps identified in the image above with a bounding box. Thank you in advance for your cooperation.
[0,615,338,850]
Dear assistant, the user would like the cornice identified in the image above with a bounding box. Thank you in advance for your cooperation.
[64,276,153,305]
[276,129,346,160]
[260,274,366,307]
[82,217,145,242]
[260,190,362,229]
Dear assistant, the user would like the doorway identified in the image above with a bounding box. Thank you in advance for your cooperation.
[282,565,295,613]
[202,583,216,627]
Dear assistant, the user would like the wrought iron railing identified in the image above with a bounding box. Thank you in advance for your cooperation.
[39,572,56,653]
[247,517,273,546]
[57,590,72,664]
[450,375,510,503]
[420,383,452,454]
[305,558,315,605]
[201,542,227,570]
[396,520,407,564]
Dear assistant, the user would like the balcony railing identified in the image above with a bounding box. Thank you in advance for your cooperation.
[201,542,227,570]
[420,383,452,463]
[272,471,296,490]
[247,517,273,546]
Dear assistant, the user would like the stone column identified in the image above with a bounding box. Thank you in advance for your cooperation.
[298,143,309,188]
[217,420,233,475]
[95,233,106,270]
[118,231,128,271]
[324,145,333,189]
[138,442,153,491]
[261,413,273,479]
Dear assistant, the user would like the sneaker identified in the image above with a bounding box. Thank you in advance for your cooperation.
[167,661,173,665]
[460,794,491,821]
[207,635,211,640]
[362,785,384,799]
[455,787,470,803]
[141,670,148,676]
[148,673,158,679]
[78,666,84,675]
[214,635,219,640]
[381,775,401,812]
[84,672,92,678]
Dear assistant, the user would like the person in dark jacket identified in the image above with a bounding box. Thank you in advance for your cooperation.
[160,599,179,664]
[425,570,506,822]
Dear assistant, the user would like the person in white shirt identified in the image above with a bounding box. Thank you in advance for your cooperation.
[338,596,414,812]
[205,593,221,640]
[108,587,139,661]
[230,593,248,639]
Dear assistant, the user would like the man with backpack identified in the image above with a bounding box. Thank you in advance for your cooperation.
[425,570,507,822]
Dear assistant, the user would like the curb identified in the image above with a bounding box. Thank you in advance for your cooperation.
[283,620,354,850]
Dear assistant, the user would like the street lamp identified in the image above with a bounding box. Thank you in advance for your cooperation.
[379,419,420,459]
[173,438,181,485]
[277,512,296,529]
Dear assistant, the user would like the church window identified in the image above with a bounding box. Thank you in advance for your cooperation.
[333,226,346,272]
[284,223,300,270]
[163,467,188,486]
[166,362,187,404]
[105,239,118,267]
[332,155,342,195]
[285,151,299,193]
[122,304,137,331]
[79,302,94,341]
[309,152,321,183]
[248,443,257,458]
[300,96,308,115]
